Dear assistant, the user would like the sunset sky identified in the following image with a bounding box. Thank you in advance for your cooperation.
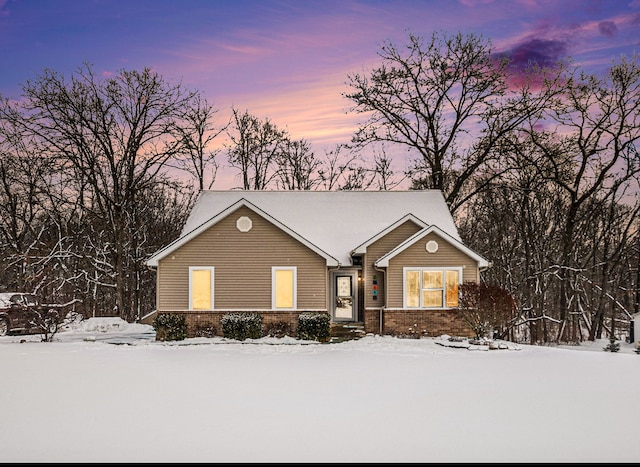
[1,0,639,188]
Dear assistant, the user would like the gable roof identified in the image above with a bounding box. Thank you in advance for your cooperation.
[147,190,464,267]
[374,225,491,270]
[351,213,429,255]
[146,198,340,267]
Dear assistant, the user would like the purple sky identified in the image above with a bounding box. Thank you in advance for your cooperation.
[1,0,639,188]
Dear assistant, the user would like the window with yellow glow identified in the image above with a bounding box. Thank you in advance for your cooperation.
[272,267,296,309]
[189,267,214,310]
[404,268,461,309]
[405,271,420,308]
[446,270,459,307]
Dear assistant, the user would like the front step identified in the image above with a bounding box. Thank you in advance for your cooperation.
[330,322,366,343]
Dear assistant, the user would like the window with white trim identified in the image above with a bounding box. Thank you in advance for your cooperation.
[272,266,297,310]
[403,267,462,309]
[189,266,214,310]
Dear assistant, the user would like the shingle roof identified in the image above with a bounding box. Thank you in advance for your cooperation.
[161,190,461,267]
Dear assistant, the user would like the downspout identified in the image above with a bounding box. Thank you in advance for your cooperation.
[328,261,342,319]
[374,262,386,335]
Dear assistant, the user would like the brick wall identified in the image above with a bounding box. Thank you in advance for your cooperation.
[364,309,474,338]
[155,309,472,339]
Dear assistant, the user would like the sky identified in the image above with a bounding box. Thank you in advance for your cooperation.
[0,316,639,463]
[1,0,639,188]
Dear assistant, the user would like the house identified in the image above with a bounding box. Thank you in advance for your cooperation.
[145,190,491,338]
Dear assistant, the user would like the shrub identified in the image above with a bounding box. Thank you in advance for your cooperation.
[603,335,620,353]
[396,323,428,339]
[297,312,330,342]
[221,312,263,340]
[153,313,187,341]
[264,321,293,338]
[457,282,518,339]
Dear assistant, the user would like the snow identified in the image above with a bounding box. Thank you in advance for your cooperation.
[1,317,639,463]
[161,190,462,267]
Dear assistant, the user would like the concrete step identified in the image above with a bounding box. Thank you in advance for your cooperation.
[330,322,365,342]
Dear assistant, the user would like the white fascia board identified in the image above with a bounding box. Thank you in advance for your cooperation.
[374,225,490,269]
[351,214,429,255]
[146,198,340,267]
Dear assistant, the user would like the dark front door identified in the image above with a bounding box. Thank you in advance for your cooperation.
[331,271,357,322]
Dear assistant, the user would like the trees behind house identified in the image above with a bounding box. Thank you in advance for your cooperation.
[173,94,227,191]
[457,56,640,344]
[0,64,198,321]
[225,108,384,190]
[0,31,638,346]
[343,30,561,214]
[344,30,640,344]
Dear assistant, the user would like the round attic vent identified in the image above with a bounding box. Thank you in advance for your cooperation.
[236,216,252,232]
[426,240,439,253]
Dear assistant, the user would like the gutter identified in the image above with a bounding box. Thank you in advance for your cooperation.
[480,261,493,273]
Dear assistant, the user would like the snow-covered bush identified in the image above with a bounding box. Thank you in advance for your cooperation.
[221,312,263,340]
[297,312,330,342]
[153,313,187,341]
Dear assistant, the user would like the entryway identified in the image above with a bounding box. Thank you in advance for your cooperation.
[330,270,358,322]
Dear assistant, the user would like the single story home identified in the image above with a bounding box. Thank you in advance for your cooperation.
[145,190,491,338]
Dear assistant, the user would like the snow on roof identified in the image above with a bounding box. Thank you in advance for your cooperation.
[168,190,461,266]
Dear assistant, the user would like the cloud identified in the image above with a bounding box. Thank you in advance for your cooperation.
[500,38,568,70]
[598,21,618,38]
[492,37,569,89]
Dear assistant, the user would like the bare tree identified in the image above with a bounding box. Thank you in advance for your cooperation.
[274,138,322,190]
[523,56,640,342]
[368,145,406,190]
[4,63,200,321]
[344,30,560,212]
[317,145,374,191]
[226,108,287,190]
[459,56,640,344]
[174,95,227,191]
[0,104,56,292]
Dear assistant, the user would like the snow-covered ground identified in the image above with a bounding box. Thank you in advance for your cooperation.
[0,317,638,463]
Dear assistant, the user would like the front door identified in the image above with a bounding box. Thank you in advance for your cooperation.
[331,271,358,322]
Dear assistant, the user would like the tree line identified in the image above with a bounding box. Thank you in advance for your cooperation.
[0,31,638,344]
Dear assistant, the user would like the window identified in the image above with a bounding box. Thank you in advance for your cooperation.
[403,267,461,309]
[272,267,297,310]
[189,267,214,310]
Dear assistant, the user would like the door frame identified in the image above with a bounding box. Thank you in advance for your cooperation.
[330,269,359,322]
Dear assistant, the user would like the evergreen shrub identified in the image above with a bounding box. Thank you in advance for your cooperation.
[221,312,263,340]
[153,313,187,341]
[297,312,330,342]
